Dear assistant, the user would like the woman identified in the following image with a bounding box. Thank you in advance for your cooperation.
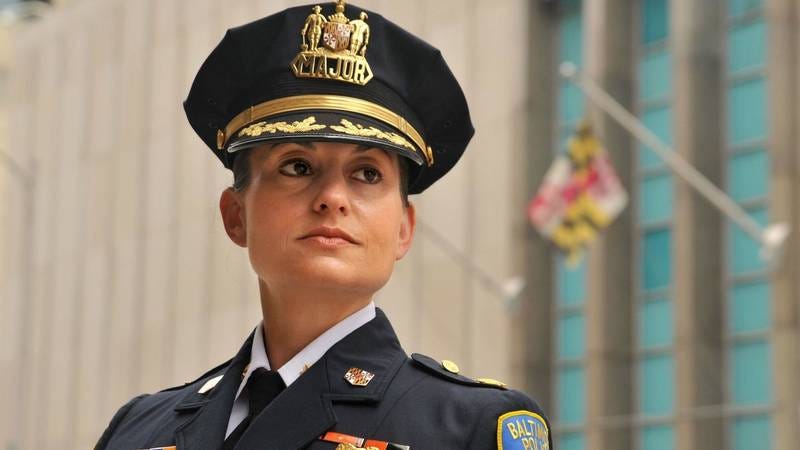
[96,2,551,449]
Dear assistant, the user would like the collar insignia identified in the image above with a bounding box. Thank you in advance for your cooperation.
[344,367,375,387]
[291,0,373,86]
[197,375,223,394]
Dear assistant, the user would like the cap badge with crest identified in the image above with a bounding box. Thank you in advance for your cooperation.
[291,0,373,86]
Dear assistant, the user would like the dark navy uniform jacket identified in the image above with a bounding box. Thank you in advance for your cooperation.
[96,309,552,449]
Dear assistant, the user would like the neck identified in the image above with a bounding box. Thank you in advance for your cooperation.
[258,278,372,371]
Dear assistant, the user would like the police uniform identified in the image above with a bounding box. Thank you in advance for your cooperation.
[95,1,552,449]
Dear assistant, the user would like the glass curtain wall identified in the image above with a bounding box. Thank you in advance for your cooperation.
[553,1,587,449]
[724,0,773,448]
[635,0,675,449]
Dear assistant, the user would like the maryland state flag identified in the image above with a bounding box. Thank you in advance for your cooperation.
[528,123,628,263]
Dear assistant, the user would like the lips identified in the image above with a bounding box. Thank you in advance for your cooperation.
[299,226,359,245]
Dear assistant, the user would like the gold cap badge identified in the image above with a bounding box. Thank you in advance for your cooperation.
[344,367,375,386]
[291,0,373,86]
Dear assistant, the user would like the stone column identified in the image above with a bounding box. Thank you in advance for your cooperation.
[583,1,635,449]
[513,0,557,413]
[766,1,800,449]
[670,1,725,450]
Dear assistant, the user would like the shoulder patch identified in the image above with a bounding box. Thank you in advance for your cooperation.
[497,410,550,450]
[410,353,507,390]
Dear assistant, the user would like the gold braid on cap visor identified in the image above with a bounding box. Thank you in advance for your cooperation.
[216,94,434,166]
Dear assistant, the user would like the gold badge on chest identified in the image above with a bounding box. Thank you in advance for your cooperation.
[335,444,379,450]
[291,0,374,86]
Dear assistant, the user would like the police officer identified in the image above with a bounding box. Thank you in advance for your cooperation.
[95,1,552,449]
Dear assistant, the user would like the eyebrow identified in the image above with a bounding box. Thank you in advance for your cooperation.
[270,141,316,150]
[267,141,387,158]
[354,144,378,153]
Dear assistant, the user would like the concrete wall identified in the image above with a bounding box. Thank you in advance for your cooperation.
[0,0,535,448]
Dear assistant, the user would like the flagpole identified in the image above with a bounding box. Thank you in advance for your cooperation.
[559,62,790,263]
[417,220,525,306]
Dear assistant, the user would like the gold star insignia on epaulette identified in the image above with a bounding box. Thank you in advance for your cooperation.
[441,359,460,374]
[476,377,508,389]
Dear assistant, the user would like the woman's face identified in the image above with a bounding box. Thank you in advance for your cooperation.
[221,140,416,297]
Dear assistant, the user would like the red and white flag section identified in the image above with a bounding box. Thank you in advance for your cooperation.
[527,125,628,263]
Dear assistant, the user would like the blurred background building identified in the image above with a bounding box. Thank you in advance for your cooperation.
[0,0,798,450]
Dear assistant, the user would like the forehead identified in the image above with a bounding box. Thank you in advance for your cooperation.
[251,141,399,161]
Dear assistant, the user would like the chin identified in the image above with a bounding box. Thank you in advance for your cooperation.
[262,258,390,294]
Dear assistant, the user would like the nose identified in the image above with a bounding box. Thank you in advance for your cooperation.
[312,171,350,215]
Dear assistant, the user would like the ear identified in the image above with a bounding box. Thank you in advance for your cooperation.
[395,200,416,260]
[220,187,248,247]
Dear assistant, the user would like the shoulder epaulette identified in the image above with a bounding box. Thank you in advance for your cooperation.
[410,353,508,390]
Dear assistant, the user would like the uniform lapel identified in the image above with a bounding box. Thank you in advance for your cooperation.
[234,308,406,450]
[174,330,254,450]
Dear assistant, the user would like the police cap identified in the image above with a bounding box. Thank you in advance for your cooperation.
[184,0,474,194]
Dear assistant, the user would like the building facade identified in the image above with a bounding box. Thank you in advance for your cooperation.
[521,0,800,449]
[0,0,532,448]
[2,0,799,450]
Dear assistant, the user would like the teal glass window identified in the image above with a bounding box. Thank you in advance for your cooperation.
[640,298,673,348]
[639,50,672,101]
[731,341,772,405]
[641,229,672,291]
[559,433,585,450]
[728,78,767,144]
[639,174,673,224]
[728,208,768,275]
[728,20,766,73]
[559,12,583,64]
[638,106,673,169]
[558,257,586,306]
[559,313,586,359]
[639,354,674,415]
[733,415,772,450]
[728,150,769,202]
[558,366,586,424]
[642,0,669,44]
[560,82,585,124]
[728,0,763,18]
[729,281,771,334]
[641,425,674,450]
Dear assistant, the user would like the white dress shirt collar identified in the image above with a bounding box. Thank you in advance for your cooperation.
[233,300,377,402]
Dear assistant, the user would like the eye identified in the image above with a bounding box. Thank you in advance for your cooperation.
[352,166,383,184]
[278,159,313,177]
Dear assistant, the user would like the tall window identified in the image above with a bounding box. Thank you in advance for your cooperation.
[635,1,675,449]
[724,1,773,449]
[553,1,586,449]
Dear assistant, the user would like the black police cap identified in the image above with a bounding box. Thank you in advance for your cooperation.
[184,0,474,194]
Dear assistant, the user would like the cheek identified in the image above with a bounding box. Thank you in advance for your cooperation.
[361,202,404,256]
[243,193,299,262]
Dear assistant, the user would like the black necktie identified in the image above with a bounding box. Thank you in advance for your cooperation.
[223,367,286,450]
